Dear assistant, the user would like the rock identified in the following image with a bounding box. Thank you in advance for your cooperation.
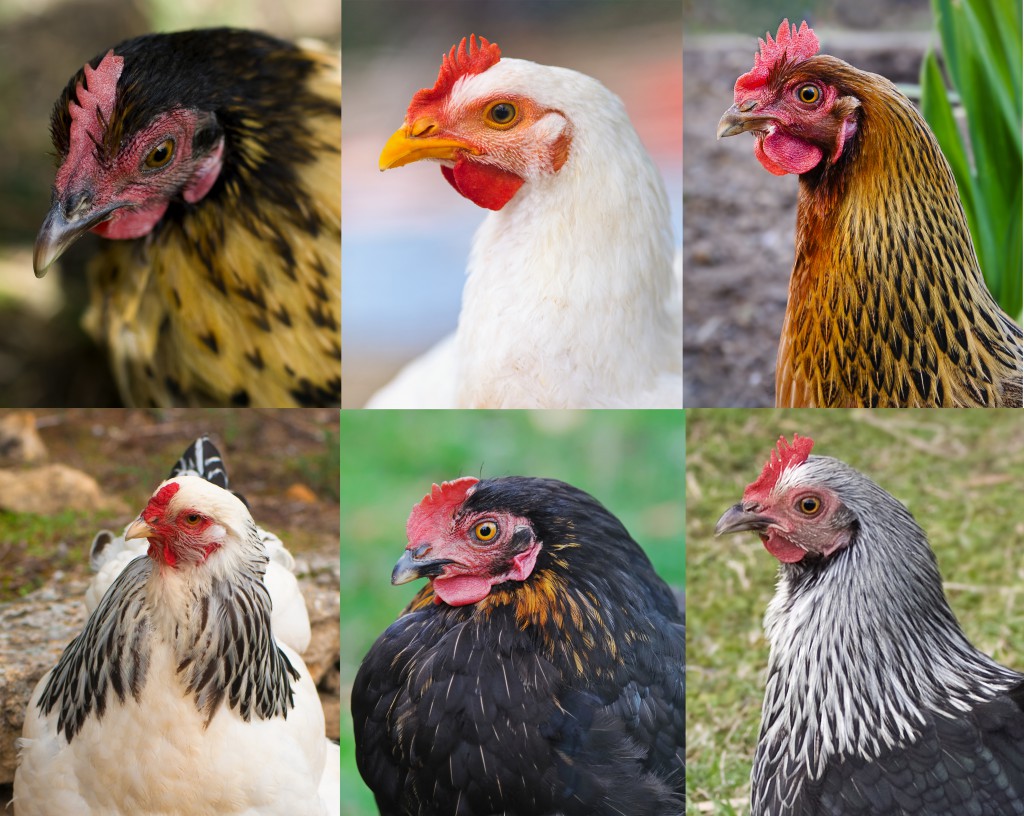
[0,413,46,465]
[0,464,127,516]
[0,550,340,786]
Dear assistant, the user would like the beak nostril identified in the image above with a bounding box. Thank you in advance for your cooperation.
[65,190,93,219]
[411,543,431,559]
[739,99,757,112]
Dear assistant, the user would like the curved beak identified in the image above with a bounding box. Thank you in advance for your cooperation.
[716,102,776,140]
[714,504,774,537]
[391,546,454,585]
[379,119,479,171]
[124,517,154,542]
[33,194,124,277]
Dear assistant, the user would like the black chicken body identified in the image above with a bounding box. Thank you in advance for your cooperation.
[353,476,685,816]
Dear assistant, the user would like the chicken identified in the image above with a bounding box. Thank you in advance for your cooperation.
[87,435,311,653]
[352,476,685,815]
[717,20,1023,407]
[35,28,341,408]
[714,434,1024,815]
[367,35,682,408]
[13,475,337,815]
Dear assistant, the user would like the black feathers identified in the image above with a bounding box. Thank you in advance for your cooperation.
[352,476,685,816]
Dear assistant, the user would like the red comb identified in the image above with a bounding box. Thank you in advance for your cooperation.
[743,434,814,503]
[407,35,501,119]
[144,480,181,521]
[734,19,819,99]
[57,50,123,190]
[406,477,480,544]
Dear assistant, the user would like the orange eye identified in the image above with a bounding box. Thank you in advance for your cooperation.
[484,101,519,129]
[797,496,821,515]
[474,521,498,542]
[796,84,821,104]
[184,512,202,526]
[145,139,175,169]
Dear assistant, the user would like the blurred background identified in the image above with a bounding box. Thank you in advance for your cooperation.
[338,409,685,814]
[342,0,683,407]
[0,0,340,406]
[685,409,1024,812]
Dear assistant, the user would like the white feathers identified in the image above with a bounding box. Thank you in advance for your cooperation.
[14,474,335,816]
[368,56,681,408]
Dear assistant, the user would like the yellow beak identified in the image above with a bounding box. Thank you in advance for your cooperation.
[124,517,155,542]
[379,119,479,171]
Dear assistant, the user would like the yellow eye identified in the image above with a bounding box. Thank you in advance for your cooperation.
[184,512,202,526]
[797,496,821,515]
[145,139,175,169]
[484,101,519,129]
[796,84,821,104]
[473,521,498,542]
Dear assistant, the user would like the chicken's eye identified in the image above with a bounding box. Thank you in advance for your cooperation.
[485,101,519,129]
[473,521,499,542]
[796,84,821,105]
[184,512,202,526]
[145,139,175,169]
[797,496,822,515]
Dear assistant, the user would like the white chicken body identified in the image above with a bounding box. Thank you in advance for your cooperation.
[368,44,681,408]
[14,476,331,816]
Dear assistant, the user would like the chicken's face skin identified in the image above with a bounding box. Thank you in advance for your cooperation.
[394,477,542,606]
[125,481,228,568]
[380,36,574,210]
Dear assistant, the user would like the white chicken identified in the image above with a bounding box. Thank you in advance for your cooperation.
[86,436,311,653]
[13,475,337,816]
[366,35,682,409]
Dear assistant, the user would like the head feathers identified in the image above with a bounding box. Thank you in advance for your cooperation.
[407,35,501,117]
[744,434,814,504]
[406,477,479,544]
[734,19,819,99]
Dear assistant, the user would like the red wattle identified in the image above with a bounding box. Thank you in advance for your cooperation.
[441,158,524,211]
[432,574,492,606]
[763,533,806,563]
[755,131,822,176]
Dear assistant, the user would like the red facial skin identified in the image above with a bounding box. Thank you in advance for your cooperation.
[404,480,541,606]
[137,483,222,568]
[743,484,853,564]
[57,108,224,240]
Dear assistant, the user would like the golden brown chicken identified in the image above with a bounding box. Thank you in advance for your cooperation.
[718,20,1022,407]
[35,28,341,407]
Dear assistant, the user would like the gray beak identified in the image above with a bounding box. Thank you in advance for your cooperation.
[391,545,453,585]
[714,504,774,536]
[33,193,123,277]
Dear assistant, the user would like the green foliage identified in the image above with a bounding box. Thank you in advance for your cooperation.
[921,0,1023,318]
[339,410,684,815]
[686,409,1024,813]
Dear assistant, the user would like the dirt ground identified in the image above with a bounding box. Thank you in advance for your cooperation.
[683,31,931,407]
[0,409,339,600]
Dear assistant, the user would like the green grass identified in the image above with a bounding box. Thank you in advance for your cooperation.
[339,410,685,815]
[685,409,1024,815]
[0,509,107,600]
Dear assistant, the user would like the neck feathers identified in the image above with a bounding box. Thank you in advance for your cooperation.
[777,62,1023,407]
[754,526,1020,808]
